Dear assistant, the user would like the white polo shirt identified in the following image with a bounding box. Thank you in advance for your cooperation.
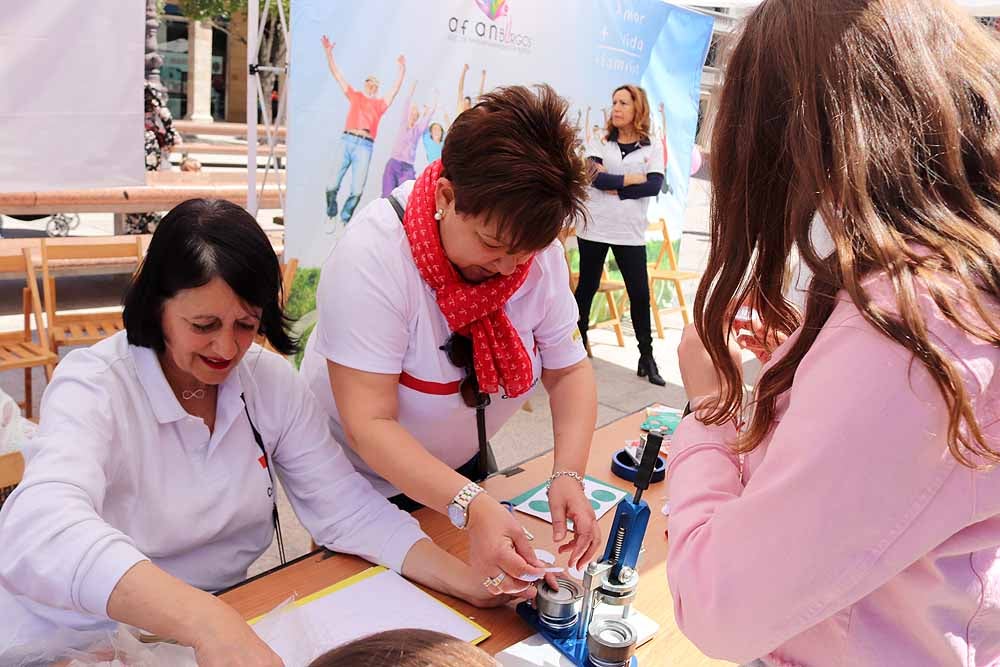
[0,331,426,659]
[300,181,586,498]
[578,136,664,246]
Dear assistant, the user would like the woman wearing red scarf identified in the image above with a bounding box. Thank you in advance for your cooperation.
[300,85,600,597]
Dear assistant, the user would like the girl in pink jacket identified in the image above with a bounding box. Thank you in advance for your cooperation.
[667,1,1000,665]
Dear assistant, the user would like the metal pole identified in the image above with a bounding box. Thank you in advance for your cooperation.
[247,1,259,215]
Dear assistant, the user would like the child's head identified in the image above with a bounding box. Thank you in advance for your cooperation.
[699,0,1000,465]
[429,122,444,142]
[307,629,496,667]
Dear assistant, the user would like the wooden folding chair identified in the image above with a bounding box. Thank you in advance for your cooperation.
[646,219,701,337]
[41,238,144,354]
[0,249,58,419]
[260,258,299,353]
[280,258,299,307]
[0,451,25,512]
[560,229,626,354]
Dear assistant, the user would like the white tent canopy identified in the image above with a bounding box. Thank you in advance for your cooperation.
[671,1,1000,15]
[0,2,145,192]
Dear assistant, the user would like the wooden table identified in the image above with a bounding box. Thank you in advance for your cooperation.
[0,231,285,280]
[172,120,287,140]
[0,171,285,216]
[220,410,733,666]
[171,142,287,158]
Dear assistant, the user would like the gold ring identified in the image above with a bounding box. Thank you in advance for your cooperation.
[481,572,506,592]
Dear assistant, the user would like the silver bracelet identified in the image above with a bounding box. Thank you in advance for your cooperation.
[545,470,585,490]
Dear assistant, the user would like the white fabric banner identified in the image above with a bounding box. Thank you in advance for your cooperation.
[0,1,145,193]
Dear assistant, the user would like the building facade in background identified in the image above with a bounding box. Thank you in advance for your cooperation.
[157,3,250,123]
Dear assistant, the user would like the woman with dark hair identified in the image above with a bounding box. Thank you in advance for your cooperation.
[667,1,1000,665]
[0,200,514,665]
[576,84,666,385]
[300,85,601,601]
[308,628,495,667]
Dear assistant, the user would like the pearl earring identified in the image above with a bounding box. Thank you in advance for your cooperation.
[434,209,444,221]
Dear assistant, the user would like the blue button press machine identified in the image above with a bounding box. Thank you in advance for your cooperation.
[516,431,665,666]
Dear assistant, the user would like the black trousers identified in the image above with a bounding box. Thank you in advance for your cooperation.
[574,237,653,357]
[387,455,481,513]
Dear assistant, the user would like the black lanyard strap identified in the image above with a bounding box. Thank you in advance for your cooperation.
[388,195,495,481]
[240,392,286,565]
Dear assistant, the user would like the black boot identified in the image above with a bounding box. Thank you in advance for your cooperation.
[637,354,666,386]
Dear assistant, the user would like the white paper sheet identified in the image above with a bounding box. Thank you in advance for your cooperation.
[251,566,488,665]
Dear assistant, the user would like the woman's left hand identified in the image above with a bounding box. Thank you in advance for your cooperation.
[547,475,601,571]
[678,324,743,404]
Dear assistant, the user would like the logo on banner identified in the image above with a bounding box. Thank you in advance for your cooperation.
[448,0,532,52]
[474,0,508,21]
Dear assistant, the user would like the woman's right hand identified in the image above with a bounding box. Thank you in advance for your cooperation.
[466,495,547,596]
[192,606,283,667]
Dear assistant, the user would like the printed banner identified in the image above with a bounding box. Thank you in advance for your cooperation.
[287,0,714,268]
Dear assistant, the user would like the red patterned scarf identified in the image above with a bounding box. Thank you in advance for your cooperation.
[403,160,535,398]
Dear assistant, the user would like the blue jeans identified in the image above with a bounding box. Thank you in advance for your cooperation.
[326,133,373,222]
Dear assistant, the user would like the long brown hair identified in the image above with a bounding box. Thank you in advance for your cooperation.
[308,628,496,667]
[698,0,1000,468]
[604,84,652,144]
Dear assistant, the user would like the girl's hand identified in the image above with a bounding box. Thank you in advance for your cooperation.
[678,324,743,404]
[733,307,787,363]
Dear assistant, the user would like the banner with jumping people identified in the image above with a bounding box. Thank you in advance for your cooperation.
[287,0,715,268]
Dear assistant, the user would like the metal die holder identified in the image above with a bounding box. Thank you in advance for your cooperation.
[535,578,584,634]
[587,619,638,667]
[597,566,638,613]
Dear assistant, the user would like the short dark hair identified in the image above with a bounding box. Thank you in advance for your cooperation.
[442,84,589,254]
[122,198,296,355]
[307,629,496,667]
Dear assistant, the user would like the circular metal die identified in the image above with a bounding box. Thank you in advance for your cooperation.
[598,588,637,607]
[587,618,637,667]
[536,578,583,631]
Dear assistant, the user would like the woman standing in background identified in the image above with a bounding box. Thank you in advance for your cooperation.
[576,84,665,385]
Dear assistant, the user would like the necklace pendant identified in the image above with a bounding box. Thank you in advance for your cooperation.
[181,388,206,400]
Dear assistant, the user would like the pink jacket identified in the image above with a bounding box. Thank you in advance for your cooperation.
[666,279,1000,666]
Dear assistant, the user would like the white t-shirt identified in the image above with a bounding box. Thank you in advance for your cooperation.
[300,181,587,498]
[578,136,664,246]
[0,332,426,659]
